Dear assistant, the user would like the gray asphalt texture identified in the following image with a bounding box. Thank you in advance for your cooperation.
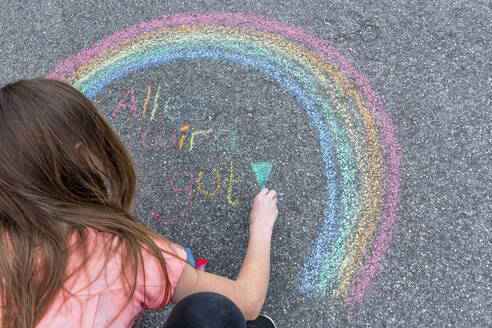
[0,1,490,327]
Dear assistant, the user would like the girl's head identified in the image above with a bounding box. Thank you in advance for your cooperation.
[0,78,171,327]
[0,78,136,215]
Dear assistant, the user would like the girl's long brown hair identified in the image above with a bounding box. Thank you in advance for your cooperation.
[0,78,174,327]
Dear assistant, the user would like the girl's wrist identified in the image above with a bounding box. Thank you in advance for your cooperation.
[249,225,273,241]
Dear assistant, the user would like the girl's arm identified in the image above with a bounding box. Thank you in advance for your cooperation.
[170,188,278,320]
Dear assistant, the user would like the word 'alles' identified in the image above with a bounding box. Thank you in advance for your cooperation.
[112,86,208,121]
[152,160,240,224]
[112,86,239,153]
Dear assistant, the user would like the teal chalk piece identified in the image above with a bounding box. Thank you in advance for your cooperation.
[251,162,273,189]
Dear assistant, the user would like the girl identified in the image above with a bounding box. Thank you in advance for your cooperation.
[0,78,278,328]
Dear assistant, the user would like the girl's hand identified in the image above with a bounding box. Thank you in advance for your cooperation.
[249,188,278,235]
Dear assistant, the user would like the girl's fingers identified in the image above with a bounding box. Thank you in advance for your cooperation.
[267,190,277,199]
[258,188,269,196]
[256,188,277,200]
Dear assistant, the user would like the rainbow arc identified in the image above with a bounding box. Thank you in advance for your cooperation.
[48,13,402,305]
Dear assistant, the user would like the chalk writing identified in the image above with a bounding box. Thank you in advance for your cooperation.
[151,160,244,224]
[141,85,152,118]
[152,172,194,224]
[190,129,213,150]
[141,131,176,149]
[179,125,189,149]
[227,160,239,206]
[197,171,221,196]
[112,86,209,122]
[164,96,208,121]
[112,86,246,216]
[140,122,240,154]
[212,118,240,154]
[112,86,137,118]
[150,84,161,120]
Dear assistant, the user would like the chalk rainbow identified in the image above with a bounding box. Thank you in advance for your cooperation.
[47,13,401,305]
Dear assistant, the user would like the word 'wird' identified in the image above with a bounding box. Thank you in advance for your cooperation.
[141,120,239,154]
